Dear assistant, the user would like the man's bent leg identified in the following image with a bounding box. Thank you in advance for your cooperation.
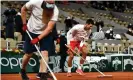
[22,53,33,70]
[80,46,88,65]
[67,49,74,77]
[68,50,74,68]
[76,46,87,75]
[20,53,33,80]
[40,51,49,72]
[40,50,53,80]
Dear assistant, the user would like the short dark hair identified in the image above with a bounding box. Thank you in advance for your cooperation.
[86,19,94,25]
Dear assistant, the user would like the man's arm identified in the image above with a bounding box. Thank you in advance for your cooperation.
[38,6,59,40]
[21,0,33,25]
[69,26,78,37]
[31,6,59,44]
[66,27,77,45]
[21,5,28,24]
[38,20,56,40]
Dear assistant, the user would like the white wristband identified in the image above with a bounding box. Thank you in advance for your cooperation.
[79,41,84,47]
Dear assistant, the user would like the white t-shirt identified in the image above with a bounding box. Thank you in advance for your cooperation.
[67,24,91,44]
[25,0,59,34]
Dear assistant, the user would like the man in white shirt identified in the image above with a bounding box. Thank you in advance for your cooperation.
[66,19,94,77]
[20,0,59,80]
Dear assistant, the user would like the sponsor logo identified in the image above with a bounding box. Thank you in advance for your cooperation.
[0,57,37,69]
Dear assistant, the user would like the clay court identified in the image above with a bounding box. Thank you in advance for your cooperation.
[1,72,133,80]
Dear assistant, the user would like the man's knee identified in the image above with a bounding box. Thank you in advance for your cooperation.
[25,53,33,57]
[69,54,74,59]
[67,49,74,58]
[69,52,74,59]
[82,46,88,54]
[41,51,48,57]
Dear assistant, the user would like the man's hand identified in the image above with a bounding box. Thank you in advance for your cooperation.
[65,44,71,49]
[76,36,85,41]
[65,44,81,55]
[22,24,27,32]
[65,44,73,54]
[30,37,40,45]
[38,21,55,40]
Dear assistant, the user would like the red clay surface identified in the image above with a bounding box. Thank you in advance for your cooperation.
[1,72,133,80]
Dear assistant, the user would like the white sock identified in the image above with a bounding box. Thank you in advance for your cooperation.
[78,64,83,69]
[68,67,72,73]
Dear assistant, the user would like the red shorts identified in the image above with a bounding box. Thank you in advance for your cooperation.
[70,41,85,51]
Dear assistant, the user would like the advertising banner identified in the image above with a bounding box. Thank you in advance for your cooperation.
[111,54,133,71]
